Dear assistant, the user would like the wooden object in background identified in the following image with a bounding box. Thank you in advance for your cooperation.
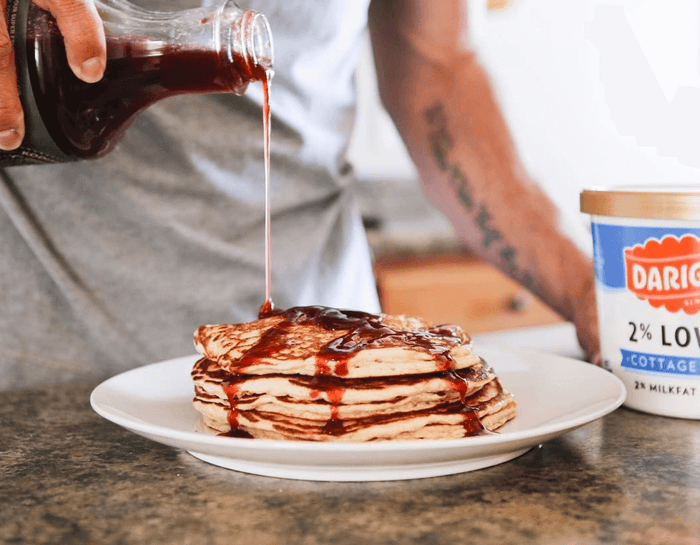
[374,254,563,334]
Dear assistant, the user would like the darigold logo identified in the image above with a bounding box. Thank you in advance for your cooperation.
[624,235,700,314]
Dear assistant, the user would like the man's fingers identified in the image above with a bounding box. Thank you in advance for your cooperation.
[0,7,24,150]
[0,0,104,151]
[34,0,106,83]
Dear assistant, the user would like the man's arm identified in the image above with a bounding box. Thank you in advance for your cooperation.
[368,0,599,360]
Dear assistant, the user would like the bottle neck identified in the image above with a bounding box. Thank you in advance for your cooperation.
[217,1,274,82]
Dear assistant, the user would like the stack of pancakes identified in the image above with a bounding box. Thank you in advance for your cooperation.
[191,306,516,442]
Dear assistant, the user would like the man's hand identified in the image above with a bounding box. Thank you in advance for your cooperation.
[573,276,601,365]
[0,0,105,150]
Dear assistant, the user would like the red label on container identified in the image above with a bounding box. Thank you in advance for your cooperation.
[624,235,700,314]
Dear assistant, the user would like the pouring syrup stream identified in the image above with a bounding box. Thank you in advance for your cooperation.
[262,72,273,315]
[240,7,275,317]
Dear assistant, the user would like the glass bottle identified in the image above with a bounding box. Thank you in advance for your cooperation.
[2,0,273,165]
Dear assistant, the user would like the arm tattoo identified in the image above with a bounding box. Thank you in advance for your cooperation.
[425,102,536,292]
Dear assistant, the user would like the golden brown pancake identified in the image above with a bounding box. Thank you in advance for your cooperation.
[191,306,516,442]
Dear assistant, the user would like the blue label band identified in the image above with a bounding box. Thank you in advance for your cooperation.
[591,223,700,289]
[620,348,700,377]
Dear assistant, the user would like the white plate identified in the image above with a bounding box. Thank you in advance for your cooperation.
[90,346,626,481]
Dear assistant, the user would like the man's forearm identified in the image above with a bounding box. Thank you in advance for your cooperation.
[417,95,593,323]
[423,100,536,291]
[371,29,592,322]
[368,0,599,358]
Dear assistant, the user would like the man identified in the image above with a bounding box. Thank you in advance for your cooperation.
[0,0,598,389]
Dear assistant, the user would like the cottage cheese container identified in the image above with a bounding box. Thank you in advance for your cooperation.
[581,187,700,419]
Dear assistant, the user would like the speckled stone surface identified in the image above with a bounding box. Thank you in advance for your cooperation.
[2,381,700,545]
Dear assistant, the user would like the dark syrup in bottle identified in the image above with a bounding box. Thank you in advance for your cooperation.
[29,32,266,159]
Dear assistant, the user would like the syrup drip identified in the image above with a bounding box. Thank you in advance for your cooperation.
[223,383,240,430]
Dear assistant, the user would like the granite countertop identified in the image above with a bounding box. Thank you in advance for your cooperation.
[2,325,700,545]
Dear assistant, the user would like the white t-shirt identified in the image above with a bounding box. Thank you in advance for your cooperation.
[0,0,379,389]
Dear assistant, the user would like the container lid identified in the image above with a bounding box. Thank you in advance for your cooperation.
[580,186,700,220]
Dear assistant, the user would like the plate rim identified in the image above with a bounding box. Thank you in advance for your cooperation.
[90,345,627,454]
